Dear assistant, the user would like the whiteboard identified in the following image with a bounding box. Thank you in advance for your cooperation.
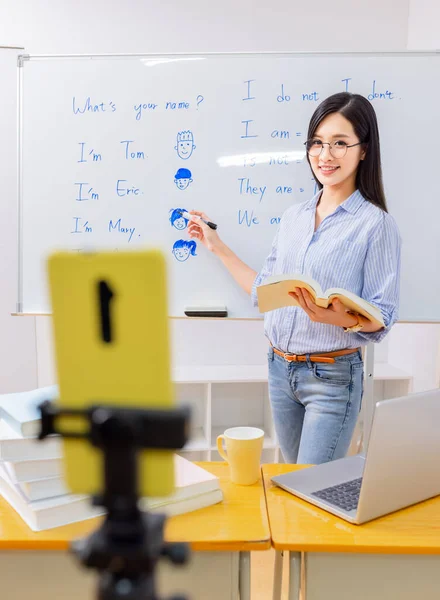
[18,52,440,320]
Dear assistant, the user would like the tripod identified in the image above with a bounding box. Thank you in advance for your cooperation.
[39,400,191,600]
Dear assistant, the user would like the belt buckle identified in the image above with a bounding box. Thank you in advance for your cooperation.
[283,352,297,362]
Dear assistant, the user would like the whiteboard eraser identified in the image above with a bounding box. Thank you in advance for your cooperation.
[184,306,228,318]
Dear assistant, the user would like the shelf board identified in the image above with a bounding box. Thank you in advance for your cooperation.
[371,363,412,381]
[211,426,276,449]
[182,430,209,451]
[173,363,412,383]
[172,365,268,383]
[211,440,277,451]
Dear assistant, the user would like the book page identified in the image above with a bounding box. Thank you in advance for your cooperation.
[324,288,384,326]
[263,273,323,296]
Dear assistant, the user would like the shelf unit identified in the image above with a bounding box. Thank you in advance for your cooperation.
[373,363,413,400]
[173,366,277,462]
[173,363,413,462]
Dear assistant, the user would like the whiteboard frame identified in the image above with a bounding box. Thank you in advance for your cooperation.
[17,54,25,313]
[16,50,440,58]
[17,50,440,321]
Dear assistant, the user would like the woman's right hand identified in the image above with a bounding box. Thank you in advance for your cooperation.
[187,211,223,254]
[187,210,257,295]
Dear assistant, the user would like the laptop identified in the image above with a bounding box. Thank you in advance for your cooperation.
[271,388,440,524]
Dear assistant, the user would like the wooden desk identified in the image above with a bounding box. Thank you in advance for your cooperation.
[263,464,440,600]
[0,463,270,600]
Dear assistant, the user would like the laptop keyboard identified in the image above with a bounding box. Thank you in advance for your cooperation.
[311,477,363,512]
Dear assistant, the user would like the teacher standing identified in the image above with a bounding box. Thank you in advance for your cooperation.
[188,92,401,464]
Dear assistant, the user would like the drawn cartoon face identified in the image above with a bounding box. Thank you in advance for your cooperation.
[169,207,189,230]
[173,216,187,230]
[172,239,197,262]
[175,131,196,160]
[175,177,191,190]
[173,246,191,262]
[177,141,194,159]
[174,168,193,191]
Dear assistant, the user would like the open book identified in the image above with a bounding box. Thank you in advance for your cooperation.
[257,273,384,328]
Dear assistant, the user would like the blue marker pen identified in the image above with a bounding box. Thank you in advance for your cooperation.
[178,210,218,230]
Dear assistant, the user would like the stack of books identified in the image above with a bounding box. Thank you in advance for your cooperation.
[0,385,103,531]
[0,386,223,531]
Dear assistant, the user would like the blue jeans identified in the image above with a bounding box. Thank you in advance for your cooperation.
[268,347,364,464]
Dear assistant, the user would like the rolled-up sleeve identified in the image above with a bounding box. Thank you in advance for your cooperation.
[356,213,401,343]
[250,226,280,307]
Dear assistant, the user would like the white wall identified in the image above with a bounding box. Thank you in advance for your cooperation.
[0,1,409,54]
[388,324,440,392]
[408,0,440,49]
[0,47,37,393]
[2,0,439,391]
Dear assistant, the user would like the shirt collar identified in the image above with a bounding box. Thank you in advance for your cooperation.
[305,189,365,214]
[304,189,322,211]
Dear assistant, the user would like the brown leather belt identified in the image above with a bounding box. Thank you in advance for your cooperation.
[271,346,360,364]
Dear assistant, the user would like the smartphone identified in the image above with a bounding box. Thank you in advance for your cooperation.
[47,250,174,497]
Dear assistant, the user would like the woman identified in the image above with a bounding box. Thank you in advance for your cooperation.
[188,92,401,464]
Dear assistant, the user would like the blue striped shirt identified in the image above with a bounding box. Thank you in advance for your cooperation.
[251,189,402,354]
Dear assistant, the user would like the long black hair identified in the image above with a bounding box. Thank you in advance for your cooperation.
[307,92,388,212]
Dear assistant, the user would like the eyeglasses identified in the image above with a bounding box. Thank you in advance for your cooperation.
[304,139,364,159]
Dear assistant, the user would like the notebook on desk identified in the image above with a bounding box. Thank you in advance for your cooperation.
[271,389,440,524]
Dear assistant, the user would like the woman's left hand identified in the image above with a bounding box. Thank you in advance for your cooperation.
[289,288,357,328]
